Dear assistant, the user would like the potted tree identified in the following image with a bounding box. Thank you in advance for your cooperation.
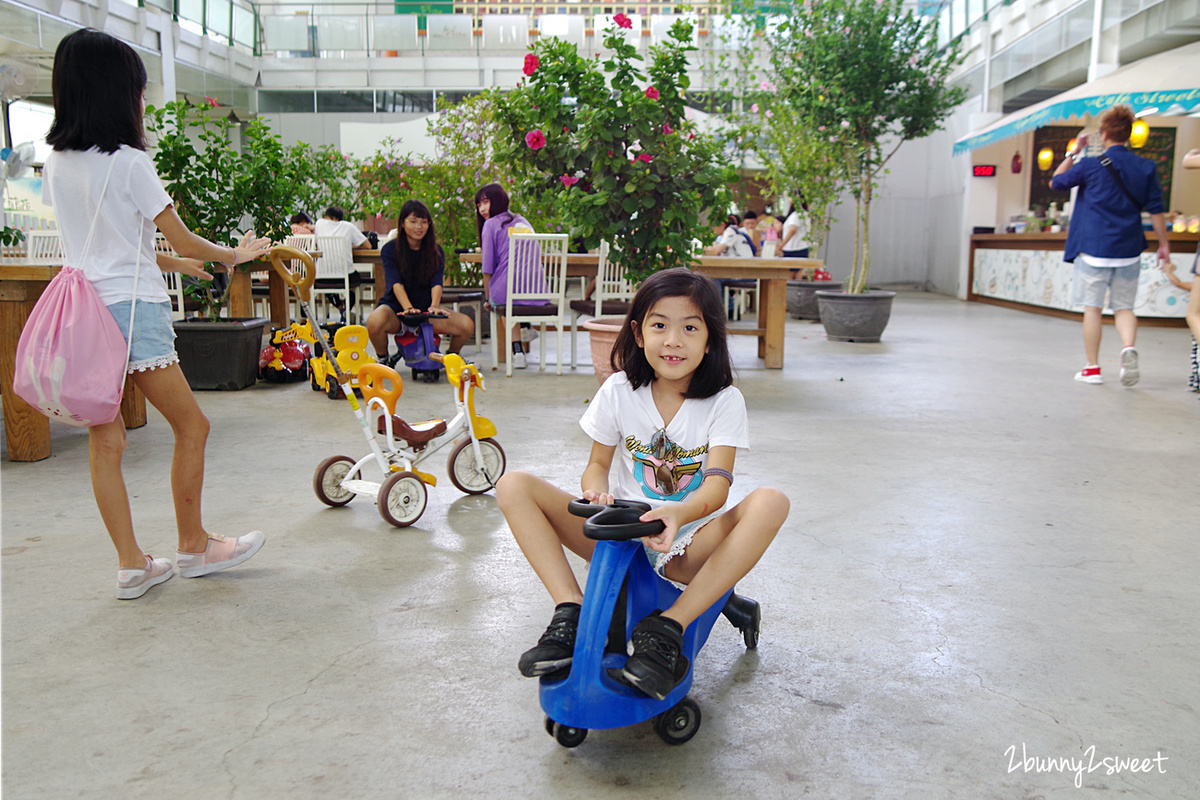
[146,101,298,388]
[767,0,965,341]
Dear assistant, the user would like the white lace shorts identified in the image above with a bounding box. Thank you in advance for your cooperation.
[644,509,724,590]
[106,300,180,373]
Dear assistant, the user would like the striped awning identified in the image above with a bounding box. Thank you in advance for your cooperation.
[953,40,1200,156]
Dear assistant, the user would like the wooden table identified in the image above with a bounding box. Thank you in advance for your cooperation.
[1,263,147,462]
[453,253,822,369]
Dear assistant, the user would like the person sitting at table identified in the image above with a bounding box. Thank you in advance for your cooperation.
[476,182,547,370]
[289,211,315,235]
[704,214,754,258]
[315,206,371,251]
[366,199,474,365]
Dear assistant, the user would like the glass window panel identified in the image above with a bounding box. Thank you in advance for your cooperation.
[207,0,233,39]
[233,6,256,48]
[426,14,474,50]
[257,91,316,113]
[537,14,585,45]
[317,16,365,51]
[316,90,375,113]
[375,90,434,113]
[372,15,420,51]
[178,0,205,28]
[263,15,314,52]
[482,15,529,47]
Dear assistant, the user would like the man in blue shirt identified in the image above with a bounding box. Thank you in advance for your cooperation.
[1051,105,1170,387]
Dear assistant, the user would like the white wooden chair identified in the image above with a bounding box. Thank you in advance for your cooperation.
[490,232,570,377]
[313,234,354,323]
[25,230,63,265]
[568,241,636,368]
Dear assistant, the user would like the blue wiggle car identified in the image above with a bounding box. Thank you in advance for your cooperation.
[538,499,760,747]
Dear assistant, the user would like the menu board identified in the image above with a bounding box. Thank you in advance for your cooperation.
[1029,124,1175,212]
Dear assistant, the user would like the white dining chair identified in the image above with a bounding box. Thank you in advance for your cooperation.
[25,230,63,265]
[313,234,354,323]
[491,232,570,377]
[568,241,636,368]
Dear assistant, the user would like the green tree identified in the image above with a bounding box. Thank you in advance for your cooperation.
[495,17,736,284]
[767,0,965,292]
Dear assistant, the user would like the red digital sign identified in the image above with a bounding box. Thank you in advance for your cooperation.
[973,165,997,177]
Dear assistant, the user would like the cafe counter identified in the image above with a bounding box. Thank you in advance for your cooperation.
[969,231,1199,320]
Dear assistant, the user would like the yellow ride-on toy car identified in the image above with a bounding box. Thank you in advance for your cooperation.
[268,246,506,527]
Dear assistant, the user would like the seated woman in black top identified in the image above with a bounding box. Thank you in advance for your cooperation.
[366,200,475,363]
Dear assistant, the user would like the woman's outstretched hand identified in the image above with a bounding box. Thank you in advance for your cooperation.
[231,231,273,265]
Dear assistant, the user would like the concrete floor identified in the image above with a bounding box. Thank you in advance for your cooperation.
[2,292,1198,799]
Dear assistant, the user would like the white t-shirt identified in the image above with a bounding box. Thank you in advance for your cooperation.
[579,371,749,508]
[716,226,753,258]
[782,211,809,252]
[42,146,173,305]
[314,218,368,249]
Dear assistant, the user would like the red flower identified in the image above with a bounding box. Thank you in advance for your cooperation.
[662,123,673,134]
[205,96,219,108]
[614,13,632,29]
[560,175,580,188]
[645,87,660,100]
[635,153,652,163]
[525,129,546,150]
[523,53,539,76]
[563,126,569,133]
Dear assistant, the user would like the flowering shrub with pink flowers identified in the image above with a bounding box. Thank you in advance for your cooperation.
[496,18,735,284]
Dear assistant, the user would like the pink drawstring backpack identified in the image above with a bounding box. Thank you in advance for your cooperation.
[13,157,139,427]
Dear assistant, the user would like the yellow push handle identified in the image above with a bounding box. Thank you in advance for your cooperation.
[268,245,316,303]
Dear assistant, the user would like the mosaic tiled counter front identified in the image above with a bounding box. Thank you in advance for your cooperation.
[969,233,1199,318]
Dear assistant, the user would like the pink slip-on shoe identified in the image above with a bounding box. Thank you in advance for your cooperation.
[117,556,175,600]
[177,532,265,578]
[1074,366,1103,384]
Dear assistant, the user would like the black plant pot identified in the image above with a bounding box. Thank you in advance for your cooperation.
[173,317,270,390]
[815,290,896,343]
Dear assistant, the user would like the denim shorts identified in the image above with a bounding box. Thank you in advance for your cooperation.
[1071,262,1140,310]
[644,509,724,589]
[106,300,179,374]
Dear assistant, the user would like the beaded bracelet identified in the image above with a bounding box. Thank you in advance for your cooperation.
[702,467,733,486]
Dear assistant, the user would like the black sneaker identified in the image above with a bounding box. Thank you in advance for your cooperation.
[518,603,580,677]
[621,611,688,700]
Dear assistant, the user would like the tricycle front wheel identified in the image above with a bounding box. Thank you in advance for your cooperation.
[447,438,506,495]
[378,471,427,527]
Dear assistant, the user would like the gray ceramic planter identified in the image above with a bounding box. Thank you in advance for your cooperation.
[788,280,844,320]
[815,290,896,342]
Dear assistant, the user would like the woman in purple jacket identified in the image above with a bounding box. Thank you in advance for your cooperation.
[475,183,547,368]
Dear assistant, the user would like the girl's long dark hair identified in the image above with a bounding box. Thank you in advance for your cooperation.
[474,182,511,242]
[46,29,148,153]
[612,268,732,398]
[396,200,442,287]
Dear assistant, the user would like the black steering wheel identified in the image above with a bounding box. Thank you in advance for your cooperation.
[568,498,665,541]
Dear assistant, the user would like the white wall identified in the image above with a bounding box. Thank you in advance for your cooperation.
[818,103,975,296]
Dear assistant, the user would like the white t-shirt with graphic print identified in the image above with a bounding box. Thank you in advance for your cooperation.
[579,371,749,509]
